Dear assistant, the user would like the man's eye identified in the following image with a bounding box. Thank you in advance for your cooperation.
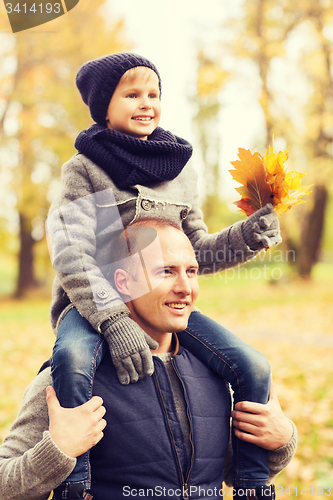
[160,269,174,276]
[187,269,198,277]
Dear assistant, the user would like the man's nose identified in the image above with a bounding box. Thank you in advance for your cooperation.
[174,271,192,295]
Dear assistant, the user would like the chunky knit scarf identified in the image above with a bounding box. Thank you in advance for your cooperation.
[75,124,193,188]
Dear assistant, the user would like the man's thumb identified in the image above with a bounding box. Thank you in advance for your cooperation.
[46,386,60,412]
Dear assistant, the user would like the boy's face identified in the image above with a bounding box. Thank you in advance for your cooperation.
[106,68,161,140]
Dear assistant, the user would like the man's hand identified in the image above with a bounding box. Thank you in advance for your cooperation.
[46,386,107,458]
[231,376,293,450]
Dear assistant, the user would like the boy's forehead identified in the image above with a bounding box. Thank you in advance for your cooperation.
[121,67,159,87]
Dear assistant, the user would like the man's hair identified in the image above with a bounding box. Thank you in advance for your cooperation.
[108,218,182,283]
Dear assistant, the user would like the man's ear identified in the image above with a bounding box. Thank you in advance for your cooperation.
[114,269,132,297]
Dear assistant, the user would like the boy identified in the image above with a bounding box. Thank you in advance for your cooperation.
[47,53,281,499]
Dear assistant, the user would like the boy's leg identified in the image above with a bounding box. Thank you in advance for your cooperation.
[51,307,106,493]
[177,311,271,489]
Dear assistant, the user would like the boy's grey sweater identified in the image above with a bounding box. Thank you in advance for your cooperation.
[0,368,297,500]
[48,153,259,333]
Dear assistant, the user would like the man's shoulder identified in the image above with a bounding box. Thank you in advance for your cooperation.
[22,367,52,405]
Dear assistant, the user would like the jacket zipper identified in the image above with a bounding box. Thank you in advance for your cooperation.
[171,358,194,497]
[153,369,190,499]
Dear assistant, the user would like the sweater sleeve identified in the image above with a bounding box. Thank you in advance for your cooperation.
[0,369,76,500]
[182,191,259,273]
[48,155,128,332]
[223,419,297,487]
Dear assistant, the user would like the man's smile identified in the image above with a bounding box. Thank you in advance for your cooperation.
[165,302,188,310]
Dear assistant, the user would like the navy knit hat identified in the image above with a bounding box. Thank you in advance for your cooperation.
[76,52,162,125]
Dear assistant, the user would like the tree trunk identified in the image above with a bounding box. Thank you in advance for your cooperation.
[15,213,38,297]
[297,185,328,279]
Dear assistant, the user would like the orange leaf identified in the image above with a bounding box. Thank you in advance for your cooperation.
[230,146,311,217]
[229,148,273,215]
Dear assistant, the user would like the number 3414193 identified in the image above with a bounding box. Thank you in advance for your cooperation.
[5,3,61,14]
[276,486,332,496]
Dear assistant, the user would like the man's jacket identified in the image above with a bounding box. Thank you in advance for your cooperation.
[90,345,231,499]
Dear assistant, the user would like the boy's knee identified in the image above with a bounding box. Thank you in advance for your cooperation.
[251,349,271,382]
[241,348,271,401]
[53,342,90,373]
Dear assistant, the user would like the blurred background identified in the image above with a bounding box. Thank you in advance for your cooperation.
[0,0,332,498]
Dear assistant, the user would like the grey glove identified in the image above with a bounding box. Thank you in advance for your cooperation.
[242,203,282,250]
[101,314,159,385]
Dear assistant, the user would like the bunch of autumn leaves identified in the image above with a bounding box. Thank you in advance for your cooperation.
[229,147,311,216]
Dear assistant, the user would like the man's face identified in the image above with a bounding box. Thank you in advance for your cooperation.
[105,68,161,140]
[119,227,199,340]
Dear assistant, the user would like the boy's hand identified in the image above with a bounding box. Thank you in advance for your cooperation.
[231,377,293,450]
[242,203,282,250]
[101,315,159,385]
[112,331,159,385]
[46,386,107,458]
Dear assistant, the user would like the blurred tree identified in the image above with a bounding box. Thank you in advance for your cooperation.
[295,3,333,278]
[193,50,231,232]
[0,1,131,296]
[232,0,304,149]
[215,0,332,277]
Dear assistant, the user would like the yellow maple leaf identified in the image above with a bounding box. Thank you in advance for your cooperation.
[229,147,311,216]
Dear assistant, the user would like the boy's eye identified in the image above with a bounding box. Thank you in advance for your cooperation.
[127,94,137,98]
[149,93,158,99]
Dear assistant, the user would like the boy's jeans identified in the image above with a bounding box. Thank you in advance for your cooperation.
[52,307,270,490]
[52,308,107,489]
[180,312,270,488]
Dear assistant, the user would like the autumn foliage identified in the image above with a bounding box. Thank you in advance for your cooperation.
[229,148,311,216]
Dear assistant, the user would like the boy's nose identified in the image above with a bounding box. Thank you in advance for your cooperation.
[139,97,151,109]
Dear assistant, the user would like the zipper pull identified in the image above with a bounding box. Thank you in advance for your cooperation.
[183,483,189,498]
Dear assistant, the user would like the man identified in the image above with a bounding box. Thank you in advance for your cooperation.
[0,220,296,500]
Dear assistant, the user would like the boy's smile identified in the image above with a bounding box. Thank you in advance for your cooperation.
[105,68,161,140]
